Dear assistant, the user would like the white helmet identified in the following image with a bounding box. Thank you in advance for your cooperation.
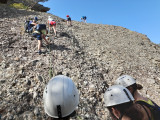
[43,75,79,118]
[104,85,134,107]
[115,75,136,88]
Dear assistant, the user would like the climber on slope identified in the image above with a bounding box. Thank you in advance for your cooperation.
[32,24,50,54]
[114,75,160,119]
[66,15,72,26]
[81,16,87,23]
[47,16,57,36]
[25,17,38,33]
[104,85,155,120]
[115,75,158,103]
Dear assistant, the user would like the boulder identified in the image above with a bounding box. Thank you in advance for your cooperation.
[31,3,50,12]
[0,0,8,4]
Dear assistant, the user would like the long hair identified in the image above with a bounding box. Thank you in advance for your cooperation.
[127,83,137,97]
[107,102,133,119]
[107,102,143,120]
[123,104,144,120]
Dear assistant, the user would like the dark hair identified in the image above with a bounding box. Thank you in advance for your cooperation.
[108,102,143,120]
[123,104,144,120]
[127,83,137,96]
[107,102,133,119]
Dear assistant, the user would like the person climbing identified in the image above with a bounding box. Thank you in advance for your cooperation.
[25,17,38,33]
[47,16,57,36]
[43,75,79,120]
[31,17,38,26]
[81,16,87,23]
[115,75,158,103]
[32,24,50,54]
[104,85,153,120]
[115,75,160,119]
[66,15,72,26]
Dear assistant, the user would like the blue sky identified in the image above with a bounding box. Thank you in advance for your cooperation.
[40,0,160,44]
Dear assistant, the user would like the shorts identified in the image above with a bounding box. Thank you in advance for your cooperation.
[32,33,42,40]
[49,21,56,26]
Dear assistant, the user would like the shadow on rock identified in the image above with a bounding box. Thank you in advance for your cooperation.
[59,32,71,38]
[47,43,71,51]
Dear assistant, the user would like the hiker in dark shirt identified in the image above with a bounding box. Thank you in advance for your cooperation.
[81,16,87,23]
[32,24,49,54]
[25,17,38,33]
[66,15,72,26]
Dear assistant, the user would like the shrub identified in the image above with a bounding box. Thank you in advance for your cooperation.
[10,3,28,9]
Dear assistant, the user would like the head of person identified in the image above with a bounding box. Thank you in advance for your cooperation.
[33,17,38,23]
[66,15,69,18]
[43,75,79,120]
[104,85,136,120]
[115,75,143,96]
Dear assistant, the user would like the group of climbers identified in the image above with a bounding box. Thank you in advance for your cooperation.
[65,15,87,25]
[25,15,87,54]
[25,17,50,54]
[24,16,159,120]
[105,75,160,120]
[43,74,160,120]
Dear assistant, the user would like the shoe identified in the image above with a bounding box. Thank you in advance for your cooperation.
[38,50,41,55]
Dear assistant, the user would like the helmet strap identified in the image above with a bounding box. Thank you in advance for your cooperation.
[123,89,132,101]
[132,84,137,97]
[57,105,62,119]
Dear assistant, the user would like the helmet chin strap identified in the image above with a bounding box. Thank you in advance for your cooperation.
[57,105,62,119]
[123,89,132,102]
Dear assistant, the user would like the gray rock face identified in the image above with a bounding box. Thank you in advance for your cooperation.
[31,3,50,12]
[0,4,160,120]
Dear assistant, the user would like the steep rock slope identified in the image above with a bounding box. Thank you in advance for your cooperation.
[0,4,160,120]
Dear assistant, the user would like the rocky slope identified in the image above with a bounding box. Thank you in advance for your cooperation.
[0,4,160,120]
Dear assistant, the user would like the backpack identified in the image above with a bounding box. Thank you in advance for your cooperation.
[36,24,46,33]
[136,100,160,120]
[24,20,34,33]
[83,16,87,19]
